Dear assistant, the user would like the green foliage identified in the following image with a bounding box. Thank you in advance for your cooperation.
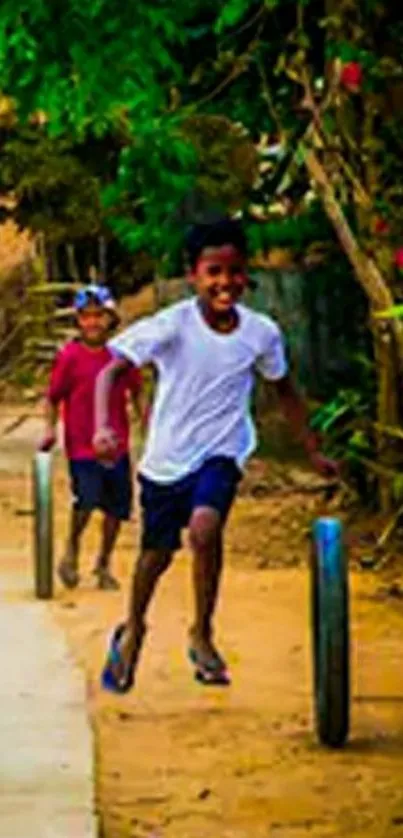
[375,305,403,320]
[0,0,272,257]
[102,114,197,256]
[183,116,258,211]
[246,202,332,251]
[310,386,375,496]
[0,2,196,130]
[0,127,103,241]
[0,1,210,255]
[1,0,402,296]
[310,389,372,445]
[0,0,338,256]
[215,0,258,34]
[308,337,378,499]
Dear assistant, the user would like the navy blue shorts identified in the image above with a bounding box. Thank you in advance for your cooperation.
[69,455,133,521]
[138,456,241,552]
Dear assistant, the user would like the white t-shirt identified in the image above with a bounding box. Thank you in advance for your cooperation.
[109,299,287,483]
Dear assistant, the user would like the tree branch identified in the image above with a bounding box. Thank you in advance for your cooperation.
[302,146,403,369]
[220,4,266,42]
[256,57,283,136]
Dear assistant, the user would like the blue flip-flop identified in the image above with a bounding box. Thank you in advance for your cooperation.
[101,623,136,694]
[188,647,231,686]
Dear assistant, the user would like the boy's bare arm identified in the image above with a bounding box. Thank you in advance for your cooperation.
[45,398,58,430]
[38,398,59,451]
[273,375,317,450]
[93,356,132,455]
[132,389,150,436]
[272,375,338,477]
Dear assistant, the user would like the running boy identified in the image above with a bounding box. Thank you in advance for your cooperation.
[39,284,146,591]
[93,218,337,691]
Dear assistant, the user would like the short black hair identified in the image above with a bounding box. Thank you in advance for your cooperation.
[184,217,248,270]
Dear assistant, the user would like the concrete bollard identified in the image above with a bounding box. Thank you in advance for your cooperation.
[33,451,53,599]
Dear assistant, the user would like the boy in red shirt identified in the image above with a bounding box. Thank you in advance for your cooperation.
[39,285,145,591]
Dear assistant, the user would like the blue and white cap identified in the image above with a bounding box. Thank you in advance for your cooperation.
[73,284,119,323]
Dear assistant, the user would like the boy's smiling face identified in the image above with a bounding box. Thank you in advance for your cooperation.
[77,303,111,346]
[189,245,248,316]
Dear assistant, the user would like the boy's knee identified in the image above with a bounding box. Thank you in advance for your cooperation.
[189,508,221,552]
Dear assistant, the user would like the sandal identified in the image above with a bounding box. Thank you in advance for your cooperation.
[188,645,231,686]
[101,623,144,694]
[58,560,80,589]
[93,567,120,591]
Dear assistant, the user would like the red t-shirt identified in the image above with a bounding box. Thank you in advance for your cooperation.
[47,340,142,460]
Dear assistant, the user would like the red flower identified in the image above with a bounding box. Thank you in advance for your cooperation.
[374,217,389,235]
[395,248,403,271]
[340,62,363,92]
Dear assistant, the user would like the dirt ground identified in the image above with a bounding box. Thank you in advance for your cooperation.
[1,411,403,838]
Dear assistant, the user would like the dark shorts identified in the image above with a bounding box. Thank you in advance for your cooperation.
[138,456,241,552]
[69,455,133,521]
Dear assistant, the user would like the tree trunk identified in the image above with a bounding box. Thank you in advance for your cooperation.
[304,152,396,313]
[66,244,80,282]
[373,322,400,512]
[304,148,403,511]
[361,96,398,512]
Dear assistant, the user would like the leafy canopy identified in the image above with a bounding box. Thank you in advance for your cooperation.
[1,0,403,264]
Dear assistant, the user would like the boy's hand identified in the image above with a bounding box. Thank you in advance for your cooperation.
[93,427,118,463]
[38,430,57,452]
[309,450,340,478]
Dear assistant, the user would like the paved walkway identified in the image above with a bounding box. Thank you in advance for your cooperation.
[0,571,97,838]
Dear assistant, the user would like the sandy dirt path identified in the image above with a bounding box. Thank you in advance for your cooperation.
[1,418,403,838]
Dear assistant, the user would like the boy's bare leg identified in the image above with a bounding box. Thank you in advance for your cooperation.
[58,507,91,588]
[188,507,225,664]
[93,514,121,590]
[112,548,173,677]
